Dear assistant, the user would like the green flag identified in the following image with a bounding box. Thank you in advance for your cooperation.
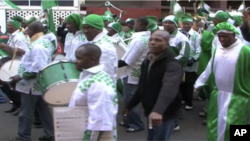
[47,9,56,35]
[170,0,184,18]
[41,0,58,10]
[4,0,21,10]
[41,0,58,35]
[238,0,245,13]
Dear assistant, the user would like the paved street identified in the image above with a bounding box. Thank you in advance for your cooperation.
[0,100,207,141]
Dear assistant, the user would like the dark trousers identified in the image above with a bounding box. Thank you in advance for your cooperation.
[181,71,197,106]
[1,83,21,108]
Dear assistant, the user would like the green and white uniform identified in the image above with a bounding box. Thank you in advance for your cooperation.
[64,30,87,61]
[69,64,118,141]
[16,34,54,95]
[195,39,250,141]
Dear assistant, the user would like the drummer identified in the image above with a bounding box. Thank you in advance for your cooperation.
[82,14,118,83]
[107,22,123,40]
[64,13,86,61]
[41,18,58,52]
[118,16,151,132]
[9,21,54,141]
[0,16,28,115]
[69,43,118,141]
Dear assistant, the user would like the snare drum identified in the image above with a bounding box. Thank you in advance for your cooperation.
[112,40,127,78]
[38,60,80,105]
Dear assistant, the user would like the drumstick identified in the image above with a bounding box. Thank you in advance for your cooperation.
[9,47,18,70]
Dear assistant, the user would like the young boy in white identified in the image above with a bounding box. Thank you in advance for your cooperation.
[69,43,118,141]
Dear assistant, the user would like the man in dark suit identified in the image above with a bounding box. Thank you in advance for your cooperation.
[124,30,183,141]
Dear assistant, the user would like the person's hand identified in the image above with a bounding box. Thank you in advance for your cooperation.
[122,26,130,33]
[10,75,21,84]
[0,43,5,48]
[242,11,250,24]
[194,86,202,93]
[123,108,130,117]
[148,112,162,129]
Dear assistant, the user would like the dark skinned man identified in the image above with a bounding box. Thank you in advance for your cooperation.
[118,17,151,132]
[124,30,183,141]
[9,21,54,141]
[82,14,118,84]
[180,13,201,110]
[0,16,28,115]
[162,15,191,131]
[194,22,250,141]
[69,43,118,141]
[64,13,86,61]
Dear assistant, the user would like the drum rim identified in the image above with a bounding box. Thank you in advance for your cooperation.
[0,59,21,82]
[40,60,74,71]
[42,80,78,105]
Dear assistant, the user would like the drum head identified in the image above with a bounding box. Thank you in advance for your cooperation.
[52,54,65,61]
[43,82,78,105]
[0,60,21,82]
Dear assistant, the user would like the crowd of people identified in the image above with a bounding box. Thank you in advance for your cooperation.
[0,5,250,141]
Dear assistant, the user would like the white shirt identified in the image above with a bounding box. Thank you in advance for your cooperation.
[86,31,118,83]
[7,29,28,59]
[16,35,54,95]
[43,32,58,52]
[185,28,201,72]
[69,64,118,133]
[64,30,87,61]
[121,31,151,84]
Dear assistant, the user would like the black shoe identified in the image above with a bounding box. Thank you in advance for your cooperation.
[5,106,17,113]
[38,135,54,141]
[9,137,31,141]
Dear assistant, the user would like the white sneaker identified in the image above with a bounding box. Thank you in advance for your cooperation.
[173,125,180,131]
[185,105,193,110]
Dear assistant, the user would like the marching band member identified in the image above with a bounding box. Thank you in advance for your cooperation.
[64,13,86,61]
[41,19,58,52]
[0,16,28,115]
[118,17,151,132]
[69,43,118,141]
[107,22,122,40]
[9,21,54,141]
[180,13,201,110]
[123,18,135,44]
[195,22,250,141]
[82,14,118,83]
[162,15,191,131]
[162,15,190,67]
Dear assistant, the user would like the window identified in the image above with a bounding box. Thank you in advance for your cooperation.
[10,0,28,6]
[10,0,73,6]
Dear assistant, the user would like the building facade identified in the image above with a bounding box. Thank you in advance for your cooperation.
[82,0,247,20]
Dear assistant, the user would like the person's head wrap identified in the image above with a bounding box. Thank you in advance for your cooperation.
[107,22,121,33]
[25,17,37,26]
[83,14,104,31]
[66,13,83,30]
[147,16,158,32]
[234,16,243,27]
[162,15,179,27]
[125,18,134,23]
[102,10,114,22]
[214,11,229,22]
[8,16,23,29]
[102,15,113,22]
[212,22,239,35]
[41,19,48,27]
[180,13,193,23]
[12,16,23,22]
